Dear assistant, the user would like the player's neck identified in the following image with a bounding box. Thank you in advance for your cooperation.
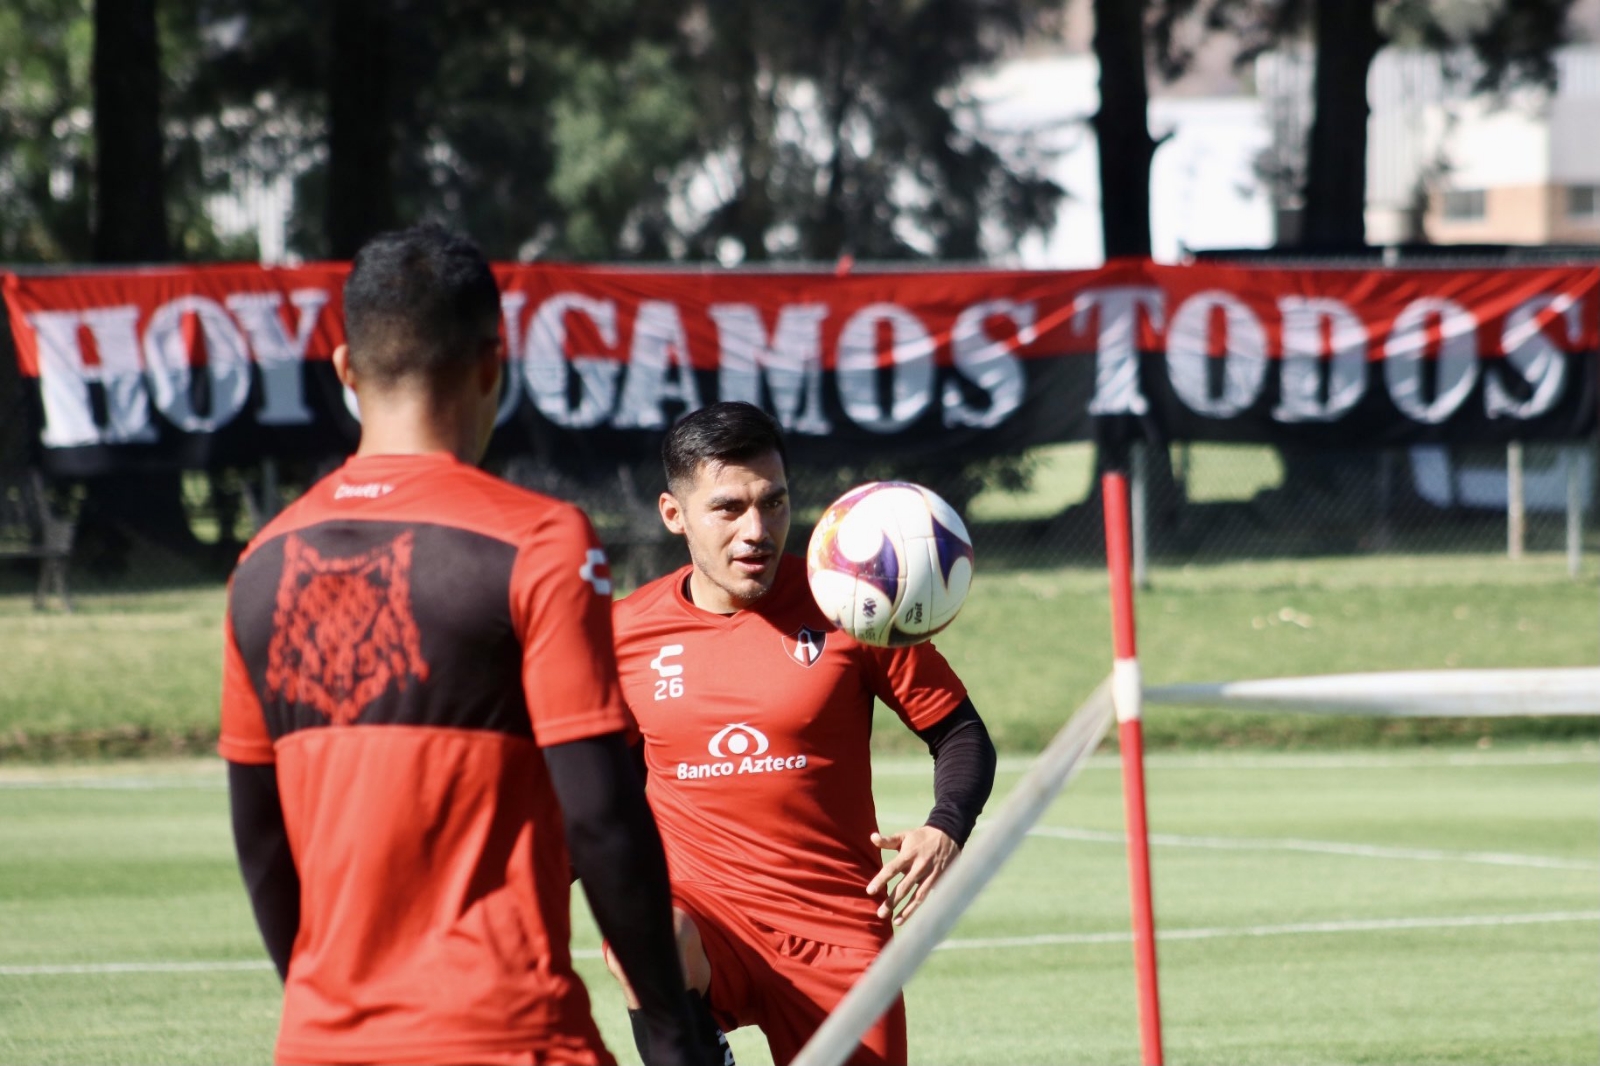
[352,393,482,463]
[684,570,757,616]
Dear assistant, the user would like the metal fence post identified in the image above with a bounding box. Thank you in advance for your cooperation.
[1131,441,1149,591]
[1507,441,1525,561]
[1568,444,1584,579]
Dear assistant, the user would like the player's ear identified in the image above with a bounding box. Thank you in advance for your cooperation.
[659,492,687,535]
[474,338,502,398]
[332,344,356,389]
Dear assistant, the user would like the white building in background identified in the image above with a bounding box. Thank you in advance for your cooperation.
[1421,50,1600,246]
[977,42,1600,266]
[1255,44,1600,248]
[969,53,1274,267]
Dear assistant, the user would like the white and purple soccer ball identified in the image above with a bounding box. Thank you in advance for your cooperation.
[805,481,975,648]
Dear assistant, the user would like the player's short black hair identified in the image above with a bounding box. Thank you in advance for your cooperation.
[663,401,789,495]
[342,223,501,386]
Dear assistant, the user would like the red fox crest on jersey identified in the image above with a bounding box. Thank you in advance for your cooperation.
[782,626,827,667]
[265,531,431,724]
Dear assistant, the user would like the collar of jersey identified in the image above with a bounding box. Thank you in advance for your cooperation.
[670,556,798,628]
[342,451,462,471]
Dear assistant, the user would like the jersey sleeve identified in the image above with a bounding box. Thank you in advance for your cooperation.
[511,504,631,747]
[218,611,275,765]
[863,639,968,733]
[608,599,644,744]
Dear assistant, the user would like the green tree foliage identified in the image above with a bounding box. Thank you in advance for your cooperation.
[673,0,1065,262]
[0,0,94,262]
[6,2,1070,264]
[162,0,698,260]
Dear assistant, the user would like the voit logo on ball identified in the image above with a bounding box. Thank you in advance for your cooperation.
[676,722,809,780]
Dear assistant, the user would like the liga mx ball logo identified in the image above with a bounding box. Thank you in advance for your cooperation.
[708,723,769,758]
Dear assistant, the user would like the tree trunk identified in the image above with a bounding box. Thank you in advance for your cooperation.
[1091,0,1154,259]
[326,0,398,259]
[85,0,206,571]
[1083,0,1183,544]
[92,0,168,262]
[1300,0,1382,249]
[716,1,774,263]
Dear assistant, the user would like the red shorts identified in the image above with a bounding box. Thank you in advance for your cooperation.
[281,1038,612,1066]
[675,887,906,1066]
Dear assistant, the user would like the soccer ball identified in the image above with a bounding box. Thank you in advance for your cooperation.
[805,481,975,647]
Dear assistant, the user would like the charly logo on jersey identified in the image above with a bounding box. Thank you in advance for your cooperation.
[781,626,826,667]
[333,482,393,500]
[579,548,612,596]
[678,721,807,780]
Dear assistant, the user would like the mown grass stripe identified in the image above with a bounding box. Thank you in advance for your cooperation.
[936,910,1600,951]
[7,911,1596,976]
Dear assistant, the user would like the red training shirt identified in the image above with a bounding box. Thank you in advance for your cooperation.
[612,553,966,950]
[219,452,627,1066]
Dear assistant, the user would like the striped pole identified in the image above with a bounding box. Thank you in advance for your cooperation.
[788,682,1117,1066]
[1102,469,1164,1066]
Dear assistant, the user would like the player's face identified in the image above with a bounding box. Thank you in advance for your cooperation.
[662,450,790,614]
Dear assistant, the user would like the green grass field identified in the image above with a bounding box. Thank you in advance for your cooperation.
[1,487,1596,1063]
[1,748,1595,1065]
[1,548,1595,758]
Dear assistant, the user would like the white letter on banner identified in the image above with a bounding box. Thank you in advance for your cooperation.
[523,293,621,429]
[835,303,935,433]
[1273,296,1368,422]
[494,292,525,426]
[1383,297,1479,424]
[1487,294,1579,420]
[26,306,157,446]
[614,300,703,429]
[1074,286,1161,416]
[710,303,831,435]
[1165,290,1268,418]
[224,289,328,426]
[143,296,254,432]
[944,299,1031,429]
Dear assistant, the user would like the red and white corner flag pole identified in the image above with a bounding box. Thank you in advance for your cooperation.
[1101,468,1164,1066]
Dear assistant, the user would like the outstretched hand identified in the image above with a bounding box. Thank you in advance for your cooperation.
[866,826,960,926]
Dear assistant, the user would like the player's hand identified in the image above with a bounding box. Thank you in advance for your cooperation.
[867,826,959,926]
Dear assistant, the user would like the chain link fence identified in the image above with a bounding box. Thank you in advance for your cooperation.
[1,435,1593,601]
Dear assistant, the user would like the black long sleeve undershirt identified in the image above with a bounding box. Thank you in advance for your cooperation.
[911,697,997,846]
[545,733,705,1066]
[227,762,300,982]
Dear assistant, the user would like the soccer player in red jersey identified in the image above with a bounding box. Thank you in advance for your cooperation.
[604,402,998,1066]
[220,225,712,1066]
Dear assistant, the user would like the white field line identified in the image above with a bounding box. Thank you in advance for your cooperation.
[875,749,1600,776]
[872,812,1600,872]
[1,749,1594,790]
[0,960,275,976]
[934,910,1600,952]
[0,776,227,791]
[6,911,1595,977]
[0,952,612,977]
[1020,824,1600,872]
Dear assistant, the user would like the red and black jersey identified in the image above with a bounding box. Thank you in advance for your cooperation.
[220,451,627,1066]
[612,554,966,950]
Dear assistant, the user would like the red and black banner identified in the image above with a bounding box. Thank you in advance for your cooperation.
[4,260,1596,477]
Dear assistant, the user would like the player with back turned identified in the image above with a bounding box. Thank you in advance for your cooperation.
[603,401,998,1066]
[219,224,713,1066]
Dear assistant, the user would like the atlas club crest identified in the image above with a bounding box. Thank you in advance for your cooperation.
[782,625,827,667]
